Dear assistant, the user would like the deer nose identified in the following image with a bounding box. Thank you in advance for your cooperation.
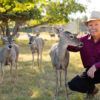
[29,42,32,44]
[8,45,12,48]
[80,42,84,47]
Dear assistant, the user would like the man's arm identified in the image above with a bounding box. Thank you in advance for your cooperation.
[67,45,82,52]
[67,36,84,52]
[94,62,100,69]
[87,62,100,78]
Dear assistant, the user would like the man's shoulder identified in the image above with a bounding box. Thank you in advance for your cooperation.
[78,33,89,40]
[81,34,89,39]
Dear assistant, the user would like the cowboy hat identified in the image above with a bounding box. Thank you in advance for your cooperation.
[85,11,100,25]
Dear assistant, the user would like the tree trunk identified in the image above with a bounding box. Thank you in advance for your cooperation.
[12,21,22,37]
[5,22,10,36]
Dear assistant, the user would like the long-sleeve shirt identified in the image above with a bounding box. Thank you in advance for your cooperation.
[67,34,100,69]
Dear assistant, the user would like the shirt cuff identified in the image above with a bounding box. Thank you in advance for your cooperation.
[94,62,100,69]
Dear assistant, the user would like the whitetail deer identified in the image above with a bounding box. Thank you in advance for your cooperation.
[49,28,83,100]
[27,33,44,67]
[0,35,19,83]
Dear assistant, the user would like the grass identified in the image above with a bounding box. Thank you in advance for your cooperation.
[0,39,100,100]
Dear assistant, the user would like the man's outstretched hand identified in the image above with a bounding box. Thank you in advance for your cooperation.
[87,65,96,78]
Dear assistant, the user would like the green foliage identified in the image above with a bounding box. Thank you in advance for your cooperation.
[45,0,85,23]
[0,0,40,21]
[0,7,6,12]
[0,0,86,36]
[0,0,85,23]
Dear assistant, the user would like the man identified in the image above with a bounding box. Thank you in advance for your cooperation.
[67,11,100,95]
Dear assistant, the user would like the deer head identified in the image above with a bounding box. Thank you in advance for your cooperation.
[55,27,83,48]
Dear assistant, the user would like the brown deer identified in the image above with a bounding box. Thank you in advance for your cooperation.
[49,28,83,100]
[0,35,19,83]
[27,33,44,67]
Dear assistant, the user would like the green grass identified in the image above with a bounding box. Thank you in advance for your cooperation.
[0,39,100,100]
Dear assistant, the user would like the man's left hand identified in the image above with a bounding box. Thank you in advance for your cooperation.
[87,65,96,78]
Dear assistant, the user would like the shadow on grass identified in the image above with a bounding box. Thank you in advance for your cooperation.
[0,60,100,100]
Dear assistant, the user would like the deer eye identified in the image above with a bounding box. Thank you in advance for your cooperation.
[70,35,74,39]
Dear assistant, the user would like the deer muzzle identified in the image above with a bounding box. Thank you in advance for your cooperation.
[8,45,12,48]
[78,42,84,48]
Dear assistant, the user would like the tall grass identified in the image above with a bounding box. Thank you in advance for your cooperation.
[0,39,99,100]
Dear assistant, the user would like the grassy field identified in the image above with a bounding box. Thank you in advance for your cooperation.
[0,39,100,100]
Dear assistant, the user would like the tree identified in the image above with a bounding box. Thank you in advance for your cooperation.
[78,16,88,32]
[0,0,85,36]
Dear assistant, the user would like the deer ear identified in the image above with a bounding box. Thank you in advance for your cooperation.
[54,28,60,38]
[35,33,40,37]
[11,33,20,40]
[74,34,78,37]
[27,33,32,38]
[55,27,64,35]
[54,28,59,35]
[1,35,8,41]
[15,33,20,38]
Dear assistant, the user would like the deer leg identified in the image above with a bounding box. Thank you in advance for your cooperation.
[32,53,34,68]
[15,55,18,78]
[55,69,59,98]
[39,53,42,67]
[59,69,62,87]
[12,61,16,83]
[0,63,4,83]
[65,69,69,100]
[37,52,40,67]
[41,53,42,65]
[10,62,13,81]
[10,61,15,82]
[15,61,18,81]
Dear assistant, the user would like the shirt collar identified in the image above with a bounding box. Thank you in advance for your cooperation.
[88,34,100,44]
[88,34,92,40]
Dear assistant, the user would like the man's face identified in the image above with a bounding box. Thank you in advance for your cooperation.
[87,20,100,37]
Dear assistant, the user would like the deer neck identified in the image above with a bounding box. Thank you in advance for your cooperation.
[58,42,68,61]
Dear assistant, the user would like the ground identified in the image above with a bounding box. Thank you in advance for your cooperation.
[0,36,100,100]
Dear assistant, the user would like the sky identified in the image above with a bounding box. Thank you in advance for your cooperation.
[70,0,100,18]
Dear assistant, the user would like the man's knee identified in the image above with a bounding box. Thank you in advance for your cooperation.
[66,75,88,93]
[67,75,80,91]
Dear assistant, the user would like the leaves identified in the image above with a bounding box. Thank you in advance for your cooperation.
[45,0,85,23]
[0,0,86,36]
[0,0,85,22]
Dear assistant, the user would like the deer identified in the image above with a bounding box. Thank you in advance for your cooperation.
[27,33,44,67]
[49,28,83,100]
[0,35,19,83]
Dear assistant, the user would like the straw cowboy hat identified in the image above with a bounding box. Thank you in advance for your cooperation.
[85,11,100,25]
